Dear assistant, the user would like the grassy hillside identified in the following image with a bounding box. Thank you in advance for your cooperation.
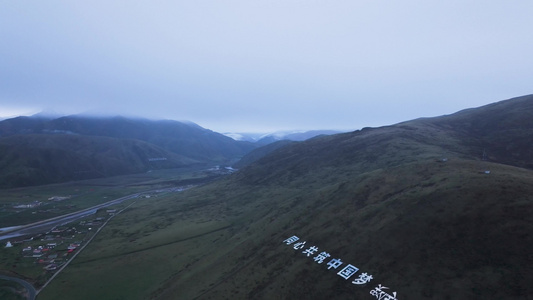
[0,116,257,188]
[0,134,196,188]
[0,115,255,163]
[36,95,533,299]
[233,140,295,168]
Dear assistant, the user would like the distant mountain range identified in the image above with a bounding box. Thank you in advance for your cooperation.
[224,130,344,145]
[0,115,256,188]
[0,114,348,188]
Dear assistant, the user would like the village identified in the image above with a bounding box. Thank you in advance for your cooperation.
[0,187,188,298]
[3,208,117,281]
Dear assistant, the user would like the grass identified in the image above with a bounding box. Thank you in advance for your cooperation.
[37,192,234,299]
[36,156,533,299]
[0,166,215,228]
[0,166,224,294]
[8,103,533,299]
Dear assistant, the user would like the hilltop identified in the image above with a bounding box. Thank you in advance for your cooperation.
[28,94,533,299]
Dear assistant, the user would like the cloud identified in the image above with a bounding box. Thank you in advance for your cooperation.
[1,1,532,132]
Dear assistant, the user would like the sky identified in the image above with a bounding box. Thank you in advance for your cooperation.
[1,1,532,133]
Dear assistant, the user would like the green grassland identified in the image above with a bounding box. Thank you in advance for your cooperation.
[9,97,533,299]
[36,156,533,299]
[0,166,217,228]
[0,165,226,297]
[0,115,256,189]
[37,191,234,299]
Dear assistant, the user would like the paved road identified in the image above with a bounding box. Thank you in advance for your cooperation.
[0,274,36,300]
[0,187,184,298]
[36,200,137,296]
[0,187,187,242]
[0,193,140,242]
[0,194,139,300]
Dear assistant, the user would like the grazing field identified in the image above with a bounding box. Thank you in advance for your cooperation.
[36,191,234,299]
[0,166,226,299]
[0,166,222,228]
[36,157,533,299]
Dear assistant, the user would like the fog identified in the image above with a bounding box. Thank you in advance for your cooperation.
[1,1,532,133]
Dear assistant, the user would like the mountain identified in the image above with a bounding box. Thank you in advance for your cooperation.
[233,139,296,169]
[223,132,265,142]
[0,115,256,188]
[0,134,195,188]
[225,130,344,145]
[421,95,533,169]
[36,94,533,299]
[232,130,347,167]
[0,115,255,162]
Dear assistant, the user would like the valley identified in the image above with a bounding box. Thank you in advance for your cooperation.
[0,166,228,299]
[3,1,531,298]
[0,95,532,299]
[33,155,533,299]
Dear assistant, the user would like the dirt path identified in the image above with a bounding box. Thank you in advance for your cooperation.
[35,201,137,296]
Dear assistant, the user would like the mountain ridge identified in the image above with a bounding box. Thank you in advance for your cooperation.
[0,115,257,188]
[224,130,344,144]
[0,133,196,188]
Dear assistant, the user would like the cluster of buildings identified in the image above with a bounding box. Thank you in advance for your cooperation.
[2,206,116,277]
[4,221,95,273]
[3,238,82,272]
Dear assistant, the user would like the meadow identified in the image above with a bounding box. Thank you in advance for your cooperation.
[0,166,219,228]
[36,156,533,299]
[0,165,225,299]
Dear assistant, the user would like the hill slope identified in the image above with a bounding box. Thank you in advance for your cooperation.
[0,134,195,188]
[37,94,533,299]
[233,139,296,168]
[0,115,255,162]
[0,115,256,187]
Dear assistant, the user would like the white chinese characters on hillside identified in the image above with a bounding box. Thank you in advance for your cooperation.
[370,284,397,300]
[283,235,299,245]
[282,235,399,300]
[338,264,359,279]
[353,273,373,285]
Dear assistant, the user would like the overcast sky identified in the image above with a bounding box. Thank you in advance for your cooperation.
[1,1,532,133]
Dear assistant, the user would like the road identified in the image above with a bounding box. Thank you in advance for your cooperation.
[36,200,137,296]
[0,186,187,242]
[0,193,140,242]
[0,187,187,299]
[0,274,36,300]
[0,195,139,300]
